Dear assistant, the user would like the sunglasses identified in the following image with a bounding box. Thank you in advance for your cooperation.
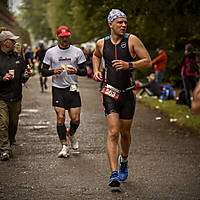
[10,39,16,44]
[59,36,70,39]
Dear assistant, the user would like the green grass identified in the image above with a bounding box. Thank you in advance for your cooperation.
[137,95,200,134]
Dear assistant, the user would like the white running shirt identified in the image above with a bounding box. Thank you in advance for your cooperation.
[43,45,86,88]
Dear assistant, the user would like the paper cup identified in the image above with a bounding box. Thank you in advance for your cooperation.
[9,70,15,78]
[66,65,73,74]
[61,64,66,71]
[67,65,73,68]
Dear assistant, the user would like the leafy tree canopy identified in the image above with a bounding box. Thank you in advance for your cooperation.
[19,0,200,86]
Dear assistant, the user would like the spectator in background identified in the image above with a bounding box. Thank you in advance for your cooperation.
[35,43,48,92]
[180,43,198,109]
[137,73,161,98]
[87,49,94,76]
[28,46,34,64]
[0,31,31,161]
[85,49,94,78]
[28,46,35,75]
[192,81,200,114]
[152,47,168,86]
[14,42,22,56]
[81,47,94,78]
[23,43,33,69]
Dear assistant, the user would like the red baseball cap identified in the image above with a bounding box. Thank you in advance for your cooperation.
[57,26,71,36]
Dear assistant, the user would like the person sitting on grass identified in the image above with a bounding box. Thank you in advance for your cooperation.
[137,73,161,98]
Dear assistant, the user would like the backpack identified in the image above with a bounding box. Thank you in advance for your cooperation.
[176,90,187,105]
[187,56,199,73]
[160,85,174,100]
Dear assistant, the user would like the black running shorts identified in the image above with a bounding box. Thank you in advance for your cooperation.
[102,91,136,119]
[52,86,81,110]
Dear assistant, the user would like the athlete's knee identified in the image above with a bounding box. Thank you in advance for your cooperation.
[121,129,131,137]
[71,116,80,125]
[120,130,131,143]
[121,129,130,136]
[108,128,119,140]
[57,114,65,124]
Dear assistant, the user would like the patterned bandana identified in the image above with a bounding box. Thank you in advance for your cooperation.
[107,9,127,23]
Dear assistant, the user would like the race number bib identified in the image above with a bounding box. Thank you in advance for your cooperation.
[70,84,79,92]
[101,85,120,100]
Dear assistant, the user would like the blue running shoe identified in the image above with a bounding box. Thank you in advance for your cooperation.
[118,155,128,181]
[0,153,10,161]
[108,171,120,187]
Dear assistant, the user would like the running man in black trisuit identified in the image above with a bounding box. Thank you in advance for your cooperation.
[92,9,152,187]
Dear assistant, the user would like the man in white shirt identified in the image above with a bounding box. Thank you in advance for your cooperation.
[42,26,87,158]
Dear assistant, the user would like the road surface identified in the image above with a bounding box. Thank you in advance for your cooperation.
[0,74,200,200]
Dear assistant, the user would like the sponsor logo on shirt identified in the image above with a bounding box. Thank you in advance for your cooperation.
[121,42,126,48]
[58,57,71,62]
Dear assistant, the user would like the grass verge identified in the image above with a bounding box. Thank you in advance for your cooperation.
[137,95,200,134]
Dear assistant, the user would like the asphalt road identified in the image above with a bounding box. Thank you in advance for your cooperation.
[0,74,200,200]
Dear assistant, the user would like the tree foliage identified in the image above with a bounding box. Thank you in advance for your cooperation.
[46,0,73,39]
[0,0,8,8]
[19,0,200,86]
[19,0,52,41]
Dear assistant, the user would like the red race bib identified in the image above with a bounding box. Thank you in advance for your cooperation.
[101,85,120,100]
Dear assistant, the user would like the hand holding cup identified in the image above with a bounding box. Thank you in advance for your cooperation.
[3,72,13,81]
[9,70,15,78]
[66,65,77,74]
[24,69,32,78]
[60,64,66,71]
[55,65,65,74]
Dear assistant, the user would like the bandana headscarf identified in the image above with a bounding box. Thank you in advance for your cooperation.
[107,9,127,23]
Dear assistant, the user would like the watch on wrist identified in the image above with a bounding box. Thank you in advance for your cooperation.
[128,62,134,69]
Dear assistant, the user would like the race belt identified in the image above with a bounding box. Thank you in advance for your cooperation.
[101,84,135,100]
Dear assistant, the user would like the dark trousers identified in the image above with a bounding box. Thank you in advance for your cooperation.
[182,75,197,108]
[0,100,21,154]
[155,71,165,86]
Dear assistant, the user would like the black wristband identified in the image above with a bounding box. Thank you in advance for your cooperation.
[128,62,134,70]
[76,67,87,76]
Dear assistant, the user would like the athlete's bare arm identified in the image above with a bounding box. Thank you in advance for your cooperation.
[92,39,104,82]
[112,34,152,71]
[192,80,200,114]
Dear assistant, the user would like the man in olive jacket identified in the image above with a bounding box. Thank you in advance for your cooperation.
[0,31,31,161]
